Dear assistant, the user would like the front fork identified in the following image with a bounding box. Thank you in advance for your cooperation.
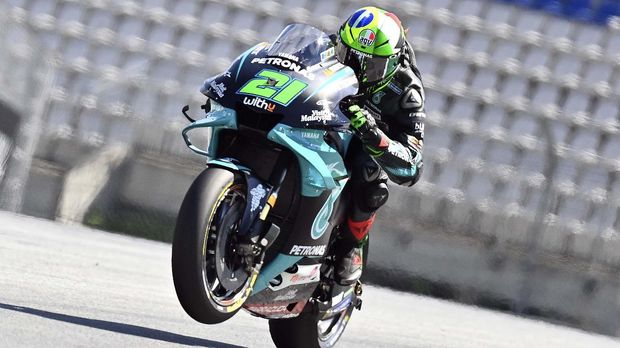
[210,154,290,276]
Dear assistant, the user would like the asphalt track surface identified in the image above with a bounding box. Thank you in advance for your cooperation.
[1,212,619,348]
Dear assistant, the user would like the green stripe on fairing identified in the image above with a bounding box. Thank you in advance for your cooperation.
[303,67,353,103]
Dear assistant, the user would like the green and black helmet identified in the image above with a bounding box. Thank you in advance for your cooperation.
[336,6,406,89]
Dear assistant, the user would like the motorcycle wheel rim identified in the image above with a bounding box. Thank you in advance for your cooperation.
[317,305,354,346]
[201,183,252,311]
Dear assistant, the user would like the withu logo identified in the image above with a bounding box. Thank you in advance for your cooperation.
[243,97,275,113]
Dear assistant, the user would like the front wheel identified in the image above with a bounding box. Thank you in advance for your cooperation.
[172,167,253,324]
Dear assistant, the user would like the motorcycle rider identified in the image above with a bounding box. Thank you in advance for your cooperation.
[333,6,426,285]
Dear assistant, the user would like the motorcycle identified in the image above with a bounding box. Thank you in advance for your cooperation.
[172,23,366,348]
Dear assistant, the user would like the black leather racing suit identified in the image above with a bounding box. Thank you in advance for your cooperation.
[340,41,426,247]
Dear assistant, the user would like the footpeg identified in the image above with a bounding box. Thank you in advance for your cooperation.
[354,297,362,310]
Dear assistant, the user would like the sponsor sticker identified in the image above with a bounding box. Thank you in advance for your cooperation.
[248,305,288,314]
[289,245,327,256]
[316,99,332,108]
[388,82,403,95]
[243,96,275,112]
[301,131,322,139]
[250,184,266,212]
[372,91,386,104]
[358,29,376,47]
[353,50,373,59]
[407,135,423,151]
[320,47,335,61]
[268,265,321,292]
[210,81,227,98]
[277,52,299,62]
[408,111,426,119]
[250,57,315,80]
[414,121,425,138]
[245,301,306,317]
[300,109,334,123]
[388,147,411,162]
[273,289,299,301]
[290,265,320,283]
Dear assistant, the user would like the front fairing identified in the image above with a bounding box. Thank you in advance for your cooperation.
[191,23,357,201]
[200,24,359,130]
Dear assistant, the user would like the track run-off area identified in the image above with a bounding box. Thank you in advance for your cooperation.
[1,212,619,348]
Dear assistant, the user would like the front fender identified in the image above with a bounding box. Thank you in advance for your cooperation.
[208,158,272,239]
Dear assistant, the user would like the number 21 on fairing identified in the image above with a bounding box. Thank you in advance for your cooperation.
[238,69,308,106]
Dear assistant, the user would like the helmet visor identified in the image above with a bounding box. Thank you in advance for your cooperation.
[335,40,364,76]
[364,55,391,82]
[335,40,395,83]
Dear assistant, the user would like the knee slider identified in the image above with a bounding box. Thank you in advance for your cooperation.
[364,182,389,209]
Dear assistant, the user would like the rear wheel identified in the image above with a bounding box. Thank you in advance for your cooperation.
[172,167,253,324]
[268,236,369,347]
[269,304,355,348]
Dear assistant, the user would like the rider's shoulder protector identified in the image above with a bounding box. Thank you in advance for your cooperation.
[392,65,425,113]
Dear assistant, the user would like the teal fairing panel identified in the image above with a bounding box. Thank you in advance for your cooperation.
[181,104,237,157]
[267,124,352,197]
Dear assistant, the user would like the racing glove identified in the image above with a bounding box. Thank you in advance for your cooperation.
[340,100,423,186]
[341,103,389,157]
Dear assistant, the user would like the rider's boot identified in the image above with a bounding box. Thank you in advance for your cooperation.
[335,215,374,286]
[335,244,364,286]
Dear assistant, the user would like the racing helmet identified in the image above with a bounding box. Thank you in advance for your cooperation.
[336,6,406,88]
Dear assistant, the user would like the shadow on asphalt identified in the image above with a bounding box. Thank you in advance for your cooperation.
[0,302,246,348]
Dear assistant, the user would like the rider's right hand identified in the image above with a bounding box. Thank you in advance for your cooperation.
[338,95,359,113]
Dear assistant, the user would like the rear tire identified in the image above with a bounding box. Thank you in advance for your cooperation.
[268,303,355,348]
[172,167,251,324]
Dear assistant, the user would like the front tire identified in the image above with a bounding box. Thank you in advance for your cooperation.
[172,167,252,324]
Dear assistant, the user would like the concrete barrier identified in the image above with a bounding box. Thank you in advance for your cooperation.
[57,144,129,223]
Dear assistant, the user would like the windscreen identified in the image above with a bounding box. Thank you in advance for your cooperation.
[266,24,335,67]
